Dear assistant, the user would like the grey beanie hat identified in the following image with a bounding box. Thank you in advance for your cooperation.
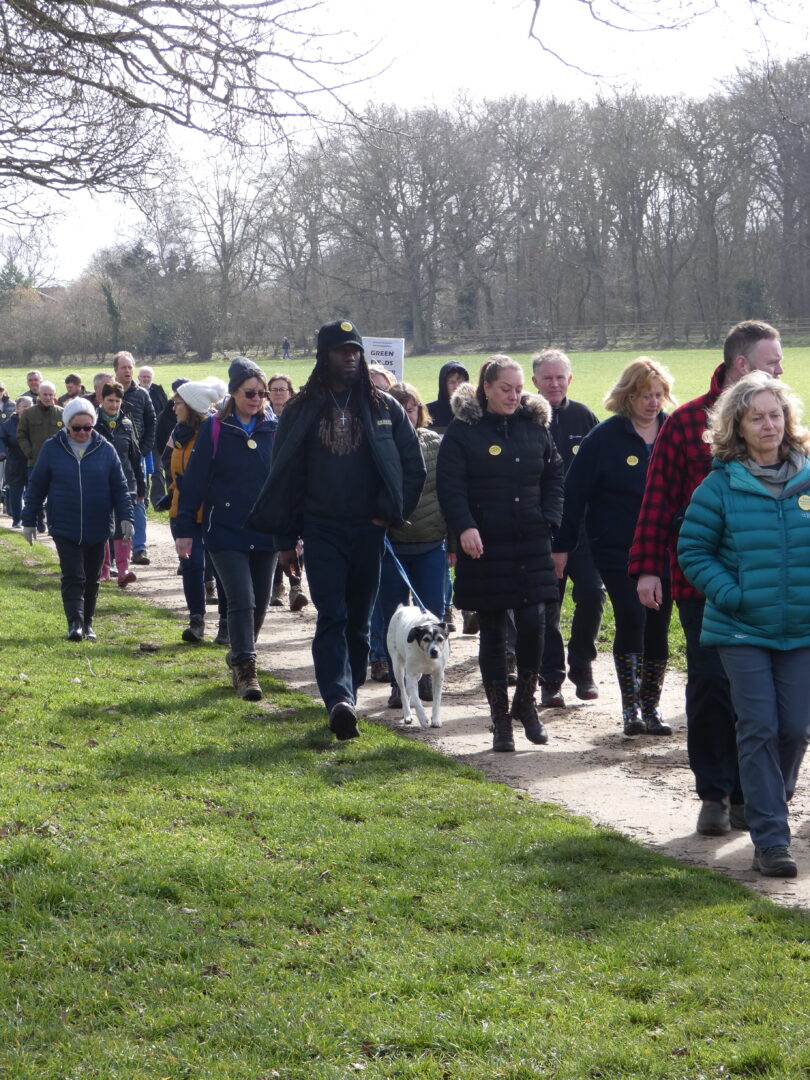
[63,398,96,427]
[227,356,266,393]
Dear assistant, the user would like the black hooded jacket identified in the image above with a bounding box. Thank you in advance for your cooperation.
[426,361,470,433]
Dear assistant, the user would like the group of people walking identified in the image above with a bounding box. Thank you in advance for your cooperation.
[4,317,809,879]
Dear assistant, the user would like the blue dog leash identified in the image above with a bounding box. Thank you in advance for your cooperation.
[384,535,428,614]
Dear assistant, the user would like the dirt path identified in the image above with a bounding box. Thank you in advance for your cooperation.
[99,519,810,909]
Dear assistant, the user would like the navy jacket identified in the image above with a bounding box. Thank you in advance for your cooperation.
[22,430,133,544]
[246,388,425,551]
[175,408,278,552]
[554,412,666,574]
[0,414,28,488]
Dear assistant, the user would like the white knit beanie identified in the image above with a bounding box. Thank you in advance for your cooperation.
[63,398,96,427]
[178,377,228,416]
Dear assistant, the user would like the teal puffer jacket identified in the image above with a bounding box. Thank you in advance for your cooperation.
[677,456,810,649]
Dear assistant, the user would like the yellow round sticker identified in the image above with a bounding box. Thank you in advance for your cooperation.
[340,321,353,332]
[57,421,63,428]
[799,495,810,511]
[626,455,639,466]
[109,421,117,429]
[572,444,579,454]
[246,438,257,450]
[489,445,502,456]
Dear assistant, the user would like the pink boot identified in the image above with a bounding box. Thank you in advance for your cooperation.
[99,540,112,582]
[115,539,137,588]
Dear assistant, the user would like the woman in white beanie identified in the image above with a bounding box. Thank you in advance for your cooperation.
[165,378,227,643]
[21,397,133,641]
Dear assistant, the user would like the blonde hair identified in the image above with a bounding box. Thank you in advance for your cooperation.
[389,381,431,429]
[367,364,396,389]
[705,372,810,462]
[604,356,675,416]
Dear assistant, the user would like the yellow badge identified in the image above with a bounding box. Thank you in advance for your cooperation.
[246,438,257,450]
[626,455,639,466]
[340,321,353,332]
[572,443,579,455]
[799,495,810,511]
[57,421,63,428]
[489,444,502,456]
[109,421,116,430]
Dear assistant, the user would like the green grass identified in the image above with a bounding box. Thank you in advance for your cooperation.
[2,531,810,1078]
[5,345,810,420]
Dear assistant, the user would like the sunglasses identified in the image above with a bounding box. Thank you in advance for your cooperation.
[240,389,268,399]
[70,424,93,432]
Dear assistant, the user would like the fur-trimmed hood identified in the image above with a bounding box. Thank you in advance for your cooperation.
[449,383,551,426]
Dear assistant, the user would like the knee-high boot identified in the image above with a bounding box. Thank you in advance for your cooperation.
[640,658,672,735]
[115,539,135,587]
[484,681,514,752]
[614,653,645,736]
[509,669,548,745]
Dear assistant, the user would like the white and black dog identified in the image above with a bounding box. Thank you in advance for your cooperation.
[386,604,450,729]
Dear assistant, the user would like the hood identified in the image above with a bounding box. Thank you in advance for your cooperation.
[428,360,471,425]
[450,383,551,426]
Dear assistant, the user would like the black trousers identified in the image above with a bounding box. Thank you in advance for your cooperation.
[541,537,605,684]
[600,568,672,660]
[52,535,106,627]
[678,598,743,803]
[479,603,545,684]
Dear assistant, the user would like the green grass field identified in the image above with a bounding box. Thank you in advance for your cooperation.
[2,532,810,1079]
[4,345,810,419]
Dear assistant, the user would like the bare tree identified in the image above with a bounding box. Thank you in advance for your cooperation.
[0,0,370,214]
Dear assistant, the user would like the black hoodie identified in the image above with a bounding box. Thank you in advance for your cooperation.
[426,361,470,433]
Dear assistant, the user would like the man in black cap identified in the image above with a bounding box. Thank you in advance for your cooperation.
[247,319,426,740]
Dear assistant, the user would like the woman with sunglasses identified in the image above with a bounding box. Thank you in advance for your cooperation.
[175,358,278,700]
[21,398,133,641]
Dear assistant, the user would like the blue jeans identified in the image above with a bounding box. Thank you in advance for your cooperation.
[209,549,276,663]
[378,543,447,683]
[302,518,386,711]
[170,520,205,618]
[369,597,387,663]
[679,599,742,803]
[719,645,810,851]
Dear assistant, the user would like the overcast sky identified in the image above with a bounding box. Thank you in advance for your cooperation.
[46,0,809,282]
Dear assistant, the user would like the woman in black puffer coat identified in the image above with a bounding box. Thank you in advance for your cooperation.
[437,355,564,751]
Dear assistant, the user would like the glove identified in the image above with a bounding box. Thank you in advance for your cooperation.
[121,520,135,541]
[22,526,36,545]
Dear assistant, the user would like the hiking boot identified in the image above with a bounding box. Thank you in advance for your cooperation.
[729,803,748,831]
[752,846,797,878]
[233,658,263,701]
[506,651,517,687]
[442,608,457,633]
[132,550,150,565]
[67,621,84,642]
[510,670,548,745]
[214,618,230,646]
[696,798,731,836]
[387,686,402,710]
[270,579,286,606]
[289,581,309,611]
[571,669,598,701]
[83,624,97,642]
[418,673,433,701]
[182,614,205,643]
[540,683,565,709]
[329,701,360,740]
[370,659,389,683]
[205,579,218,605]
[461,610,479,635]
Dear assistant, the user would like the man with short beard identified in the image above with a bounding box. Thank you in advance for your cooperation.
[17,380,64,532]
[247,320,425,741]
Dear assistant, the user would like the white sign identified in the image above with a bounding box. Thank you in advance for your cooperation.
[363,336,404,382]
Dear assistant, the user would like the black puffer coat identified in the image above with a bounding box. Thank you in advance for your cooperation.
[437,385,564,612]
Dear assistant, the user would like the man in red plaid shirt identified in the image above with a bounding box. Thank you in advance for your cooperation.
[628,320,784,836]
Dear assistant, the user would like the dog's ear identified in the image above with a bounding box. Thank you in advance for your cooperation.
[438,621,450,634]
[406,626,422,644]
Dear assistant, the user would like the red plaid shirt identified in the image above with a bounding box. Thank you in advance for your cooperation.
[628,363,728,602]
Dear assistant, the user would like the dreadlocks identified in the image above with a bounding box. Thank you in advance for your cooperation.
[297,350,386,413]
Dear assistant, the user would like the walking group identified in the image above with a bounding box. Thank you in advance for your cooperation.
[2,318,808,879]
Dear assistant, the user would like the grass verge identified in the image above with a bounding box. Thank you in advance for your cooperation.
[1,532,808,1079]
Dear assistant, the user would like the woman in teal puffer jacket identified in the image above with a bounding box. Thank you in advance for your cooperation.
[678,372,810,880]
